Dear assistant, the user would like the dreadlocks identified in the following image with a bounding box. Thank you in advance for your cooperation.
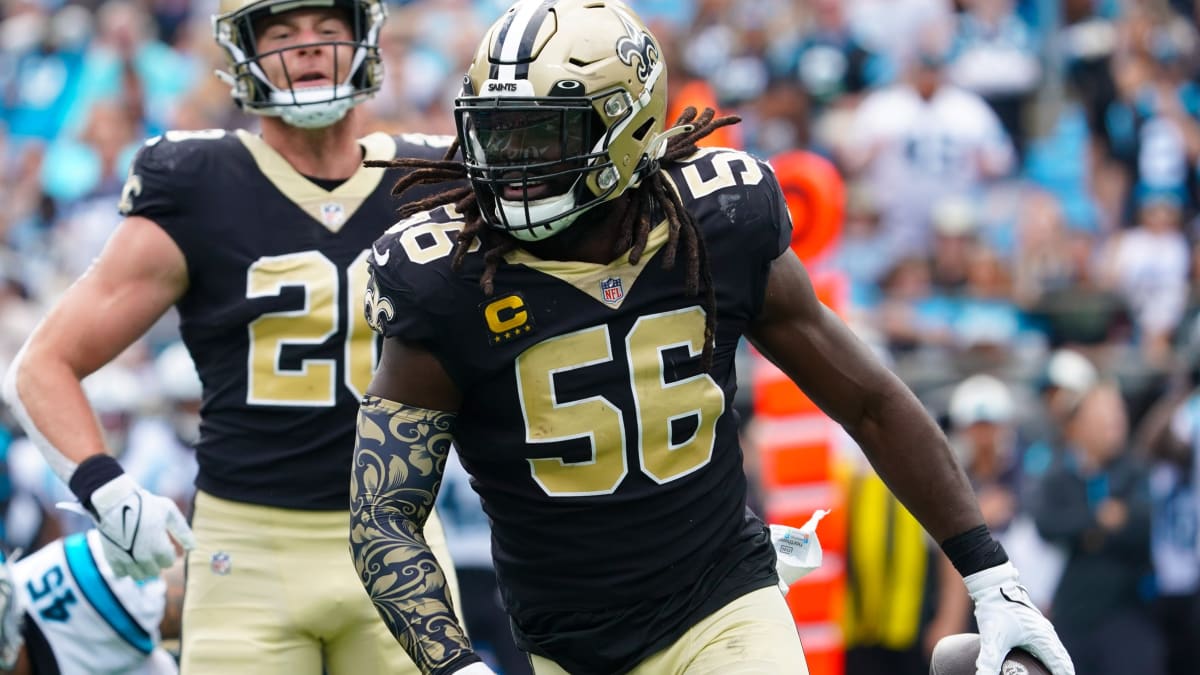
[366,107,740,371]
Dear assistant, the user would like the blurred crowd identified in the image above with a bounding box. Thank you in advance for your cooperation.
[0,0,1198,673]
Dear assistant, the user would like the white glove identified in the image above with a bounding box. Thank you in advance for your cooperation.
[965,561,1075,675]
[63,474,195,580]
[452,662,499,675]
[0,551,24,670]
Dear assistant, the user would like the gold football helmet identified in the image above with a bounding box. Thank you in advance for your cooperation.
[456,0,669,241]
[213,0,386,128]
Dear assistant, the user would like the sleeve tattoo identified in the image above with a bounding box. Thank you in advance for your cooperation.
[349,396,480,675]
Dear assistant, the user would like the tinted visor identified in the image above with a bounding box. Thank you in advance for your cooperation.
[459,103,603,171]
[454,95,621,233]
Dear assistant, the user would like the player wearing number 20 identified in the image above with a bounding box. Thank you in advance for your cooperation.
[352,1,1075,675]
[2,0,460,673]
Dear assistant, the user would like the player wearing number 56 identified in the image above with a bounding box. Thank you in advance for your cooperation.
[351,1,1075,674]
[0,0,462,673]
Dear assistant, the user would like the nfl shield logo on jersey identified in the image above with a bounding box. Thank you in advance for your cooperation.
[600,277,624,304]
[210,551,232,576]
[320,201,346,228]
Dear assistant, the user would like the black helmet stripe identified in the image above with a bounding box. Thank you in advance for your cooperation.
[489,0,556,80]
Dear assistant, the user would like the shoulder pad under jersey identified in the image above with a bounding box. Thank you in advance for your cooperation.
[364,205,481,344]
[118,129,236,218]
[662,146,793,261]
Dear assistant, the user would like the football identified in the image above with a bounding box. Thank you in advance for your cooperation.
[929,633,1052,675]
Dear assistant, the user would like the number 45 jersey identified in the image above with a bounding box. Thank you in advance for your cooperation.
[368,148,794,668]
[15,530,170,675]
[120,129,451,510]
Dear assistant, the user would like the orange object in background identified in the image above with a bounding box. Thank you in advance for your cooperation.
[796,623,846,675]
[752,145,850,675]
[753,354,848,675]
[759,434,831,488]
[766,482,849,641]
[751,350,822,418]
[666,79,742,149]
[771,150,845,264]
[754,416,836,489]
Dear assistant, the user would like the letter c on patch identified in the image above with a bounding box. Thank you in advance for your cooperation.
[485,295,527,333]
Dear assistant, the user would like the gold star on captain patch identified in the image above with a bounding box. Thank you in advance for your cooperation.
[480,292,536,347]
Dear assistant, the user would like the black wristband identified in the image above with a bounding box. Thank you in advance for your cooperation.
[68,455,125,513]
[940,524,1009,577]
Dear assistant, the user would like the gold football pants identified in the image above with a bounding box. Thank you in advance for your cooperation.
[529,586,809,675]
[180,490,459,674]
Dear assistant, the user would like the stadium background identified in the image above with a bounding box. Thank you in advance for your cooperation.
[1,0,1199,673]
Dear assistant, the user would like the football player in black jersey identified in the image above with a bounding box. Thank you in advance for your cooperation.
[349,1,1075,675]
[2,0,461,673]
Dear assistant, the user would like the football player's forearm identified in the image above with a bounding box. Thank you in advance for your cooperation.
[4,218,186,481]
[2,348,107,482]
[349,397,479,675]
[751,256,984,544]
[849,380,985,543]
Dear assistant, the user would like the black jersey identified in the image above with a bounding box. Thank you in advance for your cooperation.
[120,128,452,510]
[368,147,793,673]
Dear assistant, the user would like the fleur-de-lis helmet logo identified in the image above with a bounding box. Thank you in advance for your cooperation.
[613,9,659,83]
[363,273,395,333]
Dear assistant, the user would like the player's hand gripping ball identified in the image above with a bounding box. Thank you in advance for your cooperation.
[930,633,1052,675]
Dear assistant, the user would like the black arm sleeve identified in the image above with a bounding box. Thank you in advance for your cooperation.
[348,396,481,675]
